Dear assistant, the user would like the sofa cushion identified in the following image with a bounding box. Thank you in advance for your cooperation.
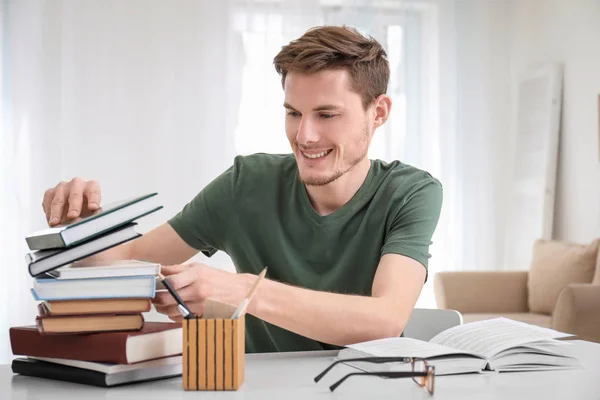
[528,239,599,314]
[593,244,600,285]
[462,313,552,328]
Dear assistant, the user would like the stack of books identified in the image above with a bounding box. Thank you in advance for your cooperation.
[9,193,184,387]
[10,322,183,387]
[32,259,159,334]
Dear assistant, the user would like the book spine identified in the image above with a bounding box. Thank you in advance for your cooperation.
[10,328,130,364]
[27,230,141,277]
[26,233,66,251]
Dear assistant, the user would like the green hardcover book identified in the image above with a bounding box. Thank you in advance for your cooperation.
[26,223,142,277]
[26,193,162,250]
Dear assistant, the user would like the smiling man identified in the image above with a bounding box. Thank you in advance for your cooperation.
[42,26,442,353]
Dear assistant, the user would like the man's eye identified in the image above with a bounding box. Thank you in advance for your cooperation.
[287,111,300,117]
[319,113,335,119]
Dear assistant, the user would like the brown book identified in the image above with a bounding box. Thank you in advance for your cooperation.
[40,298,151,316]
[10,322,182,364]
[36,313,144,334]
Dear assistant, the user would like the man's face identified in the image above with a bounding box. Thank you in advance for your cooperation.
[284,69,373,186]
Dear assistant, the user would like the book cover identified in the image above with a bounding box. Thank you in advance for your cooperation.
[41,298,151,315]
[26,193,162,250]
[47,259,161,280]
[26,223,142,277]
[10,322,182,364]
[31,275,156,301]
[36,312,144,334]
[11,357,182,387]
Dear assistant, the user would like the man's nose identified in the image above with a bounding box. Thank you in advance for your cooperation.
[296,116,320,144]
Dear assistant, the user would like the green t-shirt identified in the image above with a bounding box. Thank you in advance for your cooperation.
[168,153,442,353]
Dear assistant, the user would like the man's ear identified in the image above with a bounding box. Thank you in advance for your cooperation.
[372,94,392,128]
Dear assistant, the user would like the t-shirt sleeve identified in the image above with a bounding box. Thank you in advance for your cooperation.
[381,178,443,280]
[167,164,236,258]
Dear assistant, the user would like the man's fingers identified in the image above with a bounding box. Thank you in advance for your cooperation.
[67,178,86,219]
[153,303,171,314]
[165,266,199,291]
[152,291,175,306]
[152,284,199,307]
[160,264,190,277]
[154,301,204,318]
[42,188,55,223]
[155,303,180,316]
[49,183,68,225]
[176,285,202,302]
[43,178,100,225]
[84,180,101,210]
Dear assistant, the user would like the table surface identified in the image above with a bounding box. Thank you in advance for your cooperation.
[3,340,600,400]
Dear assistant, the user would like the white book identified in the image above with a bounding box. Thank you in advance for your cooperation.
[17,356,182,387]
[47,259,161,280]
[338,318,582,376]
[31,275,156,301]
[31,355,182,374]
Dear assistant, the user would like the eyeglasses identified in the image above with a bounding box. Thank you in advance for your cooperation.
[314,356,435,394]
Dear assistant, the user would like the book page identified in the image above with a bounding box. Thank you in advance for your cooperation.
[345,337,482,359]
[429,318,572,359]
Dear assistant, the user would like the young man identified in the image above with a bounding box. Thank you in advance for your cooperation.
[42,26,442,353]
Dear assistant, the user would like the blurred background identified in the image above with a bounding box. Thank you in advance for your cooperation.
[1,0,599,362]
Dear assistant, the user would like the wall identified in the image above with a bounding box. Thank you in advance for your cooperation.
[509,0,600,244]
[458,0,512,270]
[9,0,241,267]
[1,0,241,361]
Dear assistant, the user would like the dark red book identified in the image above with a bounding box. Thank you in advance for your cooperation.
[10,322,182,364]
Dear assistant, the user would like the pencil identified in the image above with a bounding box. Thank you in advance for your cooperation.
[231,267,267,319]
[158,272,193,318]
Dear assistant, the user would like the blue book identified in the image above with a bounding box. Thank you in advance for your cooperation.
[31,275,156,301]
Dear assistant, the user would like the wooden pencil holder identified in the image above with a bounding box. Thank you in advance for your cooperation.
[182,301,245,391]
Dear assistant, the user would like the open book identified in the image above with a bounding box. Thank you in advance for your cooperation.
[338,318,582,376]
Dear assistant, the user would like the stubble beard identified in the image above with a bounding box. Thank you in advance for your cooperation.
[299,126,370,187]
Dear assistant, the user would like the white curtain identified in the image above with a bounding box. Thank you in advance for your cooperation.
[1,0,513,362]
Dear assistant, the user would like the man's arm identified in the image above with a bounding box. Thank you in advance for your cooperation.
[40,177,201,266]
[249,253,425,345]
[157,253,425,346]
[86,223,198,266]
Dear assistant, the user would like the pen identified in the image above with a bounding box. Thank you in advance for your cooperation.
[158,272,193,319]
[231,267,267,319]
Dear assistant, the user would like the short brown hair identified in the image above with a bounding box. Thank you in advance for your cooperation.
[273,25,389,109]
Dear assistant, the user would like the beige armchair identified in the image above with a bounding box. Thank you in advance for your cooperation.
[434,238,600,343]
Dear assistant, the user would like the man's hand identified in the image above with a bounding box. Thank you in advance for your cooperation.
[42,178,102,226]
[153,255,424,346]
[153,263,252,322]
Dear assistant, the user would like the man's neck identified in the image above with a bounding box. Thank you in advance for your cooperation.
[304,158,372,216]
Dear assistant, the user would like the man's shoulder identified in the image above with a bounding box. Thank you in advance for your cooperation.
[370,159,442,215]
[231,152,297,185]
[234,152,295,168]
[373,159,442,192]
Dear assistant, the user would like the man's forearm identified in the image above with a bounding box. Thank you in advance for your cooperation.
[248,278,406,346]
[83,240,134,263]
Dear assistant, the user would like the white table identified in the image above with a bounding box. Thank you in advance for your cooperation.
[3,340,600,399]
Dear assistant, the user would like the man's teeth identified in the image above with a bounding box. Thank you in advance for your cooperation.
[302,150,331,159]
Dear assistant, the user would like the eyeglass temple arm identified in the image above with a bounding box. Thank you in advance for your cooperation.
[314,357,411,383]
[329,371,429,392]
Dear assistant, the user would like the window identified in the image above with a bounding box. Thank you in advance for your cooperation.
[232,9,292,155]
[231,1,437,168]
